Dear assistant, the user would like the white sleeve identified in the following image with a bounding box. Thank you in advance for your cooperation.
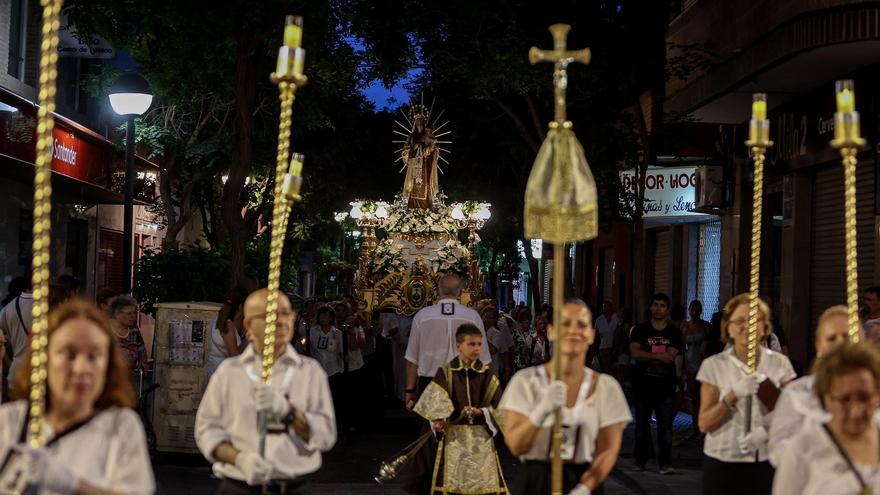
[597,375,633,428]
[299,363,337,451]
[779,356,797,384]
[767,386,803,467]
[106,409,156,494]
[195,369,231,462]
[771,437,809,495]
[499,370,534,416]
[696,356,718,385]
[404,323,420,365]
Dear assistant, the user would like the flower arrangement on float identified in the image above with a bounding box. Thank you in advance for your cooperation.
[432,239,471,277]
[384,193,457,237]
[365,239,408,277]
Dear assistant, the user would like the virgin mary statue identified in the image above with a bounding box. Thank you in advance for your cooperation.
[402,115,439,209]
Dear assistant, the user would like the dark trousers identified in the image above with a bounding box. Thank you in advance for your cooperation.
[634,392,674,467]
[702,456,774,495]
[217,479,309,495]
[511,461,604,495]
[328,373,346,433]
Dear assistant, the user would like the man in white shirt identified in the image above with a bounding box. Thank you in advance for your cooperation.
[195,289,336,494]
[0,283,33,384]
[404,273,489,409]
[595,300,620,373]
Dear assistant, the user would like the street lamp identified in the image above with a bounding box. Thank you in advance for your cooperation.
[109,73,153,294]
[450,202,492,292]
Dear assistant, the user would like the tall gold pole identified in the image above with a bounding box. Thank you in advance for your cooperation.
[526,24,595,495]
[28,0,64,447]
[260,16,307,453]
[830,79,865,343]
[550,243,565,493]
[744,94,772,375]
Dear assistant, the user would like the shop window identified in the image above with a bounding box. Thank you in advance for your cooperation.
[97,228,123,293]
[695,221,721,320]
[7,0,26,79]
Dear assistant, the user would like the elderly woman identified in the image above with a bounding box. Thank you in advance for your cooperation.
[0,299,155,494]
[697,294,796,495]
[109,295,147,371]
[768,305,848,466]
[772,342,880,495]
[500,299,631,495]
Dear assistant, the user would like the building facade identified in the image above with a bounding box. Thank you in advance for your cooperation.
[1,0,163,301]
[666,0,880,365]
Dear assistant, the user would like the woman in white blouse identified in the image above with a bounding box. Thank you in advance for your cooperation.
[697,294,795,495]
[767,305,848,466]
[0,299,154,494]
[499,299,631,495]
[773,342,880,495]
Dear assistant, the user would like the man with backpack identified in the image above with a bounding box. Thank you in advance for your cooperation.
[0,277,32,385]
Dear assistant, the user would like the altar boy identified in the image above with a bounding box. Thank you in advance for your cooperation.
[412,323,507,495]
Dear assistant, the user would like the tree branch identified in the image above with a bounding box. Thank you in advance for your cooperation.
[525,95,546,142]
[491,97,540,153]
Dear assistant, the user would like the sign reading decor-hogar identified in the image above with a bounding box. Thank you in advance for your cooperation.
[619,166,710,219]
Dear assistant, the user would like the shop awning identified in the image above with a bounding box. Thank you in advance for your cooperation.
[0,152,147,205]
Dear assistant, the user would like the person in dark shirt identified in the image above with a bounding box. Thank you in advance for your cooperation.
[629,293,683,474]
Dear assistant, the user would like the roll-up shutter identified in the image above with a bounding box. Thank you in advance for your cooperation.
[810,161,875,331]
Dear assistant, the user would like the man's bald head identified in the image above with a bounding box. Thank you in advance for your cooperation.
[438,273,462,298]
[243,288,295,354]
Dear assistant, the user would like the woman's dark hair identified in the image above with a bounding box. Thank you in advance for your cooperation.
[217,286,248,331]
[316,305,336,325]
[13,299,136,409]
[670,303,686,322]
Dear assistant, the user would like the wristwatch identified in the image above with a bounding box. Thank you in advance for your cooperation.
[281,405,298,427]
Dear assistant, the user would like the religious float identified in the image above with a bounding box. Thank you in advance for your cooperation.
[343,97,490,315]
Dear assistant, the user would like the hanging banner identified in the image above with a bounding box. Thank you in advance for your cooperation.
[619,165,710,219]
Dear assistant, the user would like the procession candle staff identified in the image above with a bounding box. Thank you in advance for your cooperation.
[28,0,65,448]
[829,79,866,343]
[744,94,773,431]
[260,15,308,454]
[525,24,597,495]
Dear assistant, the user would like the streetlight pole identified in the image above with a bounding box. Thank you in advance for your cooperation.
[108,72,152,294]
[122,116,136,293]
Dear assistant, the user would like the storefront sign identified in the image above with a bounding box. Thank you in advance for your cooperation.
[619,166,710,219]
[58,12,115,59]
[0,90,111,187]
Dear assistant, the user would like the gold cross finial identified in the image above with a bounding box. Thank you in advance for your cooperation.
[529,24,591,125]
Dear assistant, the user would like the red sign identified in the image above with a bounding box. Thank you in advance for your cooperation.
[0,89,112,187]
